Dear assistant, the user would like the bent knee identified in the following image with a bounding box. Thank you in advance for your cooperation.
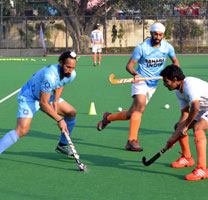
[15,128,29,137]
[135,105,145,114]
[67,109,77,118]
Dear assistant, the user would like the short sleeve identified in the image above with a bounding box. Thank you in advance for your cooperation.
[40,75,54,93]
[184,83,200,103]
[168,44,176,59]
[131,45,142,61]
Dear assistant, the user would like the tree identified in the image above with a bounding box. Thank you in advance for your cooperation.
[167,17,203,52]
[45,0,122,52]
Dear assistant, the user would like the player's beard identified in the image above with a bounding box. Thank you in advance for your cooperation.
[60,67,71,78]
[151,37,161,46]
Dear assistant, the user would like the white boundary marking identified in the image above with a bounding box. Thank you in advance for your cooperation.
[0,88,21,103]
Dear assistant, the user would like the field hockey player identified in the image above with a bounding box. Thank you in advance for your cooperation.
[0,51,78,158]
[161,65,208,181]
[97,22,179,151]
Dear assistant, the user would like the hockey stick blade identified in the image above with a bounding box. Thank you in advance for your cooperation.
[109,74,133,84]
[142,135,181,166]
[142,149,166,166]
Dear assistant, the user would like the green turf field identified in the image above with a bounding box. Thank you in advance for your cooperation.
[0,55,208,200]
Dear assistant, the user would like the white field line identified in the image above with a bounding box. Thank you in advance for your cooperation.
[0,88,21,103]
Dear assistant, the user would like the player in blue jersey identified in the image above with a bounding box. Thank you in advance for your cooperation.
[97,23,180,151]
[0,51,78,157]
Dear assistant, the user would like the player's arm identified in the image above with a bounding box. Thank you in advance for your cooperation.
[39,91,68,133]
[90,33,93,43]
[126,58,140,83]
[39,91,62,121]
[126,58,139,76]
[170,56,180,67]
[51,86,64,113]
[53,87,64,102]
[181,101,200,134]
[165,108,189,149]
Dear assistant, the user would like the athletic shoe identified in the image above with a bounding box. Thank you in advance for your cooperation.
[171,153,195,168]
[55,144,74,157]
[93,63,96,66]
[97,112,112,131]
[98,63,101,66]
[185,165,208,181]
[125,139,143,151]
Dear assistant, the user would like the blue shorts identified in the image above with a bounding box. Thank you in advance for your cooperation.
[16,95,64,118]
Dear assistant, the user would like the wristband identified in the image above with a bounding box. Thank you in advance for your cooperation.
[57,118,64,123]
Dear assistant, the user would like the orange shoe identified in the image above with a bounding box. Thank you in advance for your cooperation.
[185,165,208,181]
[171,153,195,168]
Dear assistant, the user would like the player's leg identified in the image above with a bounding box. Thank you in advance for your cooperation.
[97,46,102,66]
[125,94,145,151]
[185,117,208,181]
[97,110,129,131]
[125,82,156,151]
[93,53,97,66]
[97,81,144,131]
[55,100,76,156]
[171,121,195,168]
[92,44,97,66]
[0,99,35,154]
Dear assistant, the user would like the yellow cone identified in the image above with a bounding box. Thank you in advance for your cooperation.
[89,102,97,115]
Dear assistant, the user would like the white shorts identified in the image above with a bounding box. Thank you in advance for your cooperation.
[16,95,64,118]
[196,110,208,124]
[131,81,156,104]
[92,44,102,53]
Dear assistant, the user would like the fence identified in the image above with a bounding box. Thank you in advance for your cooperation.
[0,15,208,55]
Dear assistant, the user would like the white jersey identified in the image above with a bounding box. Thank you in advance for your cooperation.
[176,77,208,112]
[90,29,104,45]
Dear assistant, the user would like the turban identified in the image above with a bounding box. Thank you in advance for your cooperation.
[150,23,165,33]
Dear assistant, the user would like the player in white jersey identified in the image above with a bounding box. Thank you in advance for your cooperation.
[97,23,179,151]
[0,51,78,157]
[90,24,104,66]
[160,65,208,181]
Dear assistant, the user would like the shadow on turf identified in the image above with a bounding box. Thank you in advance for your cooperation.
[75,125,181,137]
[0,128,127,152]
[1,151,185,179]
[1,151,81,172]
[0,128,82,142]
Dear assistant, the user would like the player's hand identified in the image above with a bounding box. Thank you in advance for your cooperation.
[133,74,140,83]
[166,138,175,150]
[166,133,179,150]
[58,119,69,134]
[180,126,188,136]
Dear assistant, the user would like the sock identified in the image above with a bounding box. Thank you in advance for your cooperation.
[107,111,128,121]
[194,130,207,169]
[179,135,192,158]
[128,111,142,141]
[0,130,19,154]
[59,117,76,145]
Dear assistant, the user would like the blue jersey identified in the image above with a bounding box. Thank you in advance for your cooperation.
[132,38,175,87]
[19,64,76,101]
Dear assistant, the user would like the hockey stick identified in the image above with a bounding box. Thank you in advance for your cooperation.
[109,74,162,84]
[142,135,180,166]
[63,131,87,171]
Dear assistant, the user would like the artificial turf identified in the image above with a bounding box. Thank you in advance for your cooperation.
[0,55,208,200]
